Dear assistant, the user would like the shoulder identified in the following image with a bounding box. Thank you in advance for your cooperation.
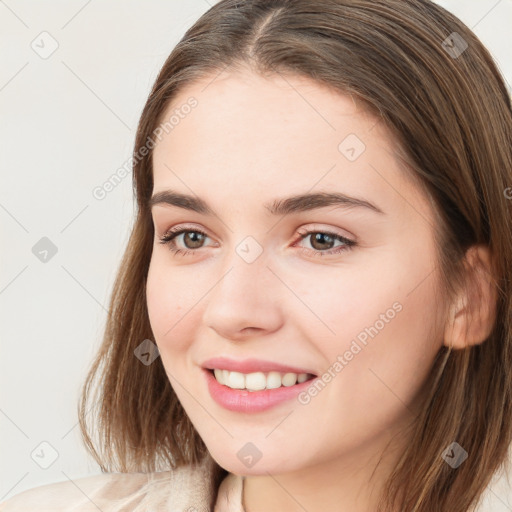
[0,471,162,512]
[0,456,219,512]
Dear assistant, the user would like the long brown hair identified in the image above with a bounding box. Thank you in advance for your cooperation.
[78,1,512,510]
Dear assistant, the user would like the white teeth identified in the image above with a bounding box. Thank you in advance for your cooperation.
[266,371,282,389]
[227,370,245,389]
[212,369,311,391]
[297,373,309,383]
[245,372,267,391]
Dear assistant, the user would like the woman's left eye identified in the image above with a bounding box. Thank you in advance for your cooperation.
[158,227,356,257]
[295,229,356,256]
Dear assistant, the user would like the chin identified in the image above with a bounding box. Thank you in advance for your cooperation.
[206,443,298,476]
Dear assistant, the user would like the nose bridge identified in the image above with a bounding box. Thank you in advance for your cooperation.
[202,235,283,336]
[212,236,273,305]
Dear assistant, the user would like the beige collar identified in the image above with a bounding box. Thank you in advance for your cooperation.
[214,471,245,512]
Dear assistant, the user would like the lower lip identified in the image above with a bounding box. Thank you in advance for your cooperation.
[203,368,317,413]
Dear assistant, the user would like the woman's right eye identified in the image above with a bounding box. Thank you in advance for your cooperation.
[158,228,211,256]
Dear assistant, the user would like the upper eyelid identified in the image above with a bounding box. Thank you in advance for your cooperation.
[152,208,358,236]
[160,223,356,245]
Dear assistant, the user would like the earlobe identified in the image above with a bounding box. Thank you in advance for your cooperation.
[443,245,497,350]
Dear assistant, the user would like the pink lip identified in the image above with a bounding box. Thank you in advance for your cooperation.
[201,356,316,375]
[202,368,318,413]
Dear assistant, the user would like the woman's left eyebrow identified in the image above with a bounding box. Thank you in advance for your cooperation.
[149,189,385,216]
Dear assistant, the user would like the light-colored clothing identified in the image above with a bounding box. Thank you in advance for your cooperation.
[0,454,245,512]
[3,453,509,511]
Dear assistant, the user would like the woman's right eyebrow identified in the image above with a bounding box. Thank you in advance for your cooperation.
[149,189,385,216]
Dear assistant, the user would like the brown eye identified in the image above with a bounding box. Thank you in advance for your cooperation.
[309,232,337,251]
[180,231,206,249]
[159,228,211,255]
[296,229,356,257]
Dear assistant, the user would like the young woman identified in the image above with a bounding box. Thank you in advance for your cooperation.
[2,1,511,511]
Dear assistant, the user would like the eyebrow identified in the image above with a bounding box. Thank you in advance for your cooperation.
[149,189,384,216]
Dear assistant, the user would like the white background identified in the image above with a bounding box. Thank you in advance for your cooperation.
[1,0,511,508]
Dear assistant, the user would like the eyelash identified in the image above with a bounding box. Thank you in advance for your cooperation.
[158,225,356,258]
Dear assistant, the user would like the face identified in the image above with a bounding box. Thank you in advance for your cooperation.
[146,66,445,477]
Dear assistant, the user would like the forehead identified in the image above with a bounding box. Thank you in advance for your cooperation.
[151,68,432,222]
[153,68,376,168]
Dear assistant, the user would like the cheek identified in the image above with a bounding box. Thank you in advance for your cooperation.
[145,255,196,355]
[146,260,169,339]
[322,266,442,424]
[291,250,408,343]
[309,243,442,394]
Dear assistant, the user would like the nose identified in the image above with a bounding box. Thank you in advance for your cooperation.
[202,248,284,341]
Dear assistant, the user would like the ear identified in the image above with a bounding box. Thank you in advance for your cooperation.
[443,245,497,350]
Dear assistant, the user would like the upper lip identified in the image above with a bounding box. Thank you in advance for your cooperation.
[201,357,317,376]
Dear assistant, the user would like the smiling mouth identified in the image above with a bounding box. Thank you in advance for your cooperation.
[207,368,317,392]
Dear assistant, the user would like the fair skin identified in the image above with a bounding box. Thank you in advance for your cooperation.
[146,65,493,512]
